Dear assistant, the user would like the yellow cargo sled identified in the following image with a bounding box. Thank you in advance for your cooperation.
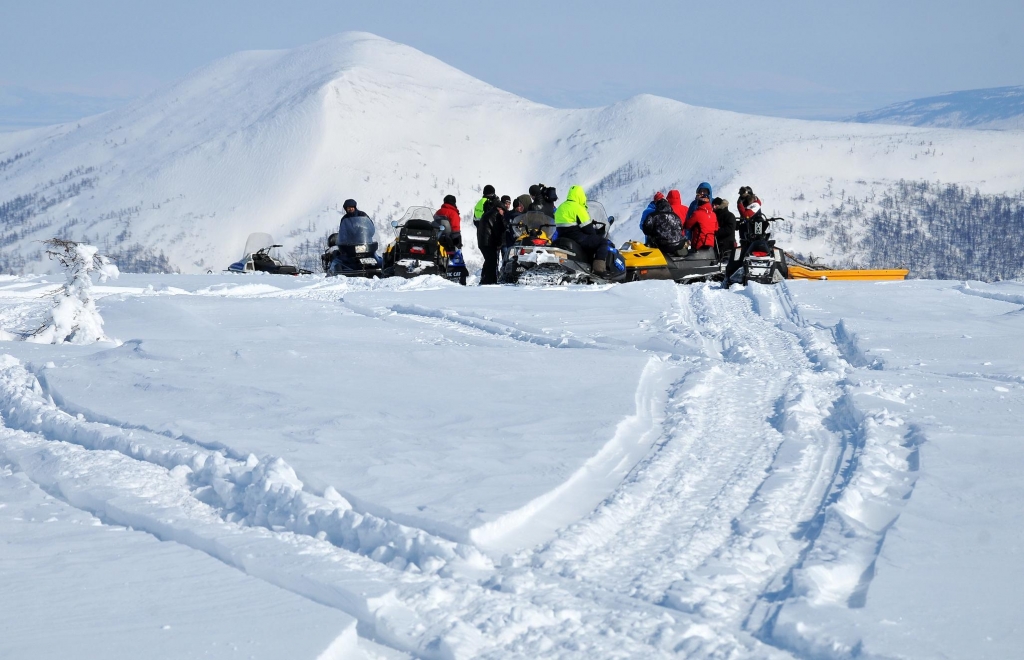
[787,265,909,281]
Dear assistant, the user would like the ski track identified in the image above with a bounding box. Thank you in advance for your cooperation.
[0,278,923,658]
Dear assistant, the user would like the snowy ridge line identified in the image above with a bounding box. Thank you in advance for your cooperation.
[0,411,701,658]
[744,284,923,657]
[0,354,492,577]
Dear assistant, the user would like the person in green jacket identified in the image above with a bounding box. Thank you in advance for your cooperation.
[473,184,495,227]
[554,185,613,273]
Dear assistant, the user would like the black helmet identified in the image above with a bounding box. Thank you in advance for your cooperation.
[543,186,558,203]
[343,198,357,209]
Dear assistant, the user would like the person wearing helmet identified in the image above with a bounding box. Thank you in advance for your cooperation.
[737,186,762,219]
[341,199,368,219]
[476,190,505,284]
[529,184,558,217]
[555,185,614,273]
[684,182,719,253]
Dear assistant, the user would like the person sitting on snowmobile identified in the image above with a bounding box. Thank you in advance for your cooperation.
[555,185,614,273]
[641,197,686,255]
[684,183,719,254]
[712,197,737,254]
[528,184,558,217]
[737,186,762,219]
[639,191,666,228]
[502,194,531,264]
[474,185,495,227]
[477,191,505,284]
[434,194,462,249]
[666,189,689,222]
[341,199,369,222]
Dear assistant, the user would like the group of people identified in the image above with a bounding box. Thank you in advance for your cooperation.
[463,182,615,284]
[638,184,764,258]
[334,182,767,283]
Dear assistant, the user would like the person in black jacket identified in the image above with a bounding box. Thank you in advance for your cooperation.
[712,197,737,257]
[476,193,505,284]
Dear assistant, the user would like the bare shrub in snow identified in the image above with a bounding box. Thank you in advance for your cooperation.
[30,238,119,344]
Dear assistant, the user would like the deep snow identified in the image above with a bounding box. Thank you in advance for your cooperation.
[1,272,1022,658]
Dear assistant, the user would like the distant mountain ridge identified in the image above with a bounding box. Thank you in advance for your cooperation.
[849,86,1024,130]
[1,32,1024,277]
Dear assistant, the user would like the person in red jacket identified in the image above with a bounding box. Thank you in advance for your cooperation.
[434,194,462,247]
[684,182,719,251]
[737,186,763,219]
[666,189,689,222]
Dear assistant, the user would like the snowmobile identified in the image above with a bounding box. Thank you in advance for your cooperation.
[228,233,311,275]
[382,207,451,278]
[499,201,626,285]
[619,237,725,284]
[323,215,383,278]
[725,212,789,287]
[431,211,468,285]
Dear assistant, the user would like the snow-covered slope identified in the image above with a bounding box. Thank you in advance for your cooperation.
[2,274,1023,658]
[2,32,1023,274]
[850,85,1024,130]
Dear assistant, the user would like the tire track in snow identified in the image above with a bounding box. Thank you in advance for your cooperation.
[522,282,849,655]
[0,353,715,658]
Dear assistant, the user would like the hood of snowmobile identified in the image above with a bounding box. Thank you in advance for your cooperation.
[619,241,668,268]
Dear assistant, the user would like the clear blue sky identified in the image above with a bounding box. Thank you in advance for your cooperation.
[2,0,1022,129]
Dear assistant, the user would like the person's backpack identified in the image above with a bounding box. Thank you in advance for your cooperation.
[643,200,684,249]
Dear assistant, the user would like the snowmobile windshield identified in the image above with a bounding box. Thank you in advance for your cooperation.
[588,201,609,226]
[241,232,276,258]
[397,206,436,225]
[517,210,555,233]
[337,215,376,245]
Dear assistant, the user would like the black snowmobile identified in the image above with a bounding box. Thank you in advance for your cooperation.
[323,215,383,278]
[382,206,450,278]
[500,201,626,285]
[725,212,789,287]
[228,233,311,275]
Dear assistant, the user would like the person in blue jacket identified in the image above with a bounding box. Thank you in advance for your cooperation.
[639,191,666,229]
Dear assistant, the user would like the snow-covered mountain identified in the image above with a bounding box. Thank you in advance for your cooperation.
[850,85,1024,130]
[2,32,1023,275]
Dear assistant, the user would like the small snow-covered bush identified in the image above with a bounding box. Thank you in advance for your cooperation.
[30,239,119,344]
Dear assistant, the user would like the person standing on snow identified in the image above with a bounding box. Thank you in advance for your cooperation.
[555,185,613,273]
[474,185,495,227]
[684,183,719,253]
[434,194,463,249]
[712,197,738,255]
[476,190,505,284]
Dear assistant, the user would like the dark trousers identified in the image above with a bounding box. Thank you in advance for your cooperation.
[559,225,611,262]
[480,246,499,285]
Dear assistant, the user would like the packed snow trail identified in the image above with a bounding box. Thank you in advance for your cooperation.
[0,275,928,658]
